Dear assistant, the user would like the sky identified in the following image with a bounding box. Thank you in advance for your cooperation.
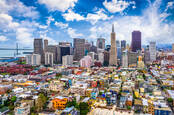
[0,0,174,49]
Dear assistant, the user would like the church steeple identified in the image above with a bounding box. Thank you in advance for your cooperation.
[112,24,114,33]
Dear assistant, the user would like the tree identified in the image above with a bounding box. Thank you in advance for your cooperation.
[167,98,173,103]
[66,99,79,110]
[56,73,62,79]
[79,102,90,115]
[11,96,17,103]
[127,106,131,110]
[35,93,47,112]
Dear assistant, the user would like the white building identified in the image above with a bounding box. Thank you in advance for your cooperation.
[62,55,73,66]
[98,52,104,64]
[26,54,41,65]
[122,50,128,68]
[44,52,53,66]
[80,56,92,68]
[149,41,156,61]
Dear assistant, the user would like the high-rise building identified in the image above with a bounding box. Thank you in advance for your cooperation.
[62,55,73,66]
[44,52,53,66]
[103,50,109,66]
[116,40,121,60]
[26,54,41,65]
[128,51,140,66]
[98,52,104,64]
[97,38,105,49]
[122,50,128,68]
[85,41,91,55]
[149,42,156,61]
[121,40,126,50]
[172,43,174,53]
[47,45,58,64]
[60,46,71,63]
[144,45,150,64]
[44,39,48,52]
[131,31,141,52]
[73,38,85,61]
[34,38,44,63]
[109,24,117,66]
[34,38,43,54]
[90,41,97,53]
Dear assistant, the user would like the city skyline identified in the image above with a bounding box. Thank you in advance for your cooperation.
[0,0,174,48]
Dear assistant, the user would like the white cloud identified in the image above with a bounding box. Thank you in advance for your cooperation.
[55,22,68,29]
[63,9,113,24]
[88,0,174,44]
[47,16,55,26]
[0,0,39,19]
[62,9,85,21]
[103,0,135,13]
[0,13,19,31]
[86,9,113,25]
[38,0,78,12]
[67,28,83,38]
[0,35,8,42]
[16,28,34,46]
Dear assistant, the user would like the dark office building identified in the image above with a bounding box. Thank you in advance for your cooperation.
[131,31,141,52]
[60,46,70,63]
[121,40,126,49]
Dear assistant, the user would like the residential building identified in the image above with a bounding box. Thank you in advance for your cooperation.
[52,96,68,110]
[44,52,53,66]
[14,103,30,115]
[80,56,92,68]
[26,54,41,65]
[62,55,73,66]
[149,41,156,61]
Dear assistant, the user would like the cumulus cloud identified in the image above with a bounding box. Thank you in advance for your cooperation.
[67,28,83,38]
[0,35,8,42]
[62,9,85,21]
[88,0,174,44]
[63,9,113,25]
[0,13,19,31]
[103,0,135,13]
[86,9,113,25]
[38,0,78,12]
[55,22,68,29]
[0,0,39,19]
[16,28,34,46]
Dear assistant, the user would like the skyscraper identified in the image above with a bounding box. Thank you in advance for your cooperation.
[34,38,43,54]
[131,31,141,52]
[109,24,117,66]
[73,38,85,61]
[121,40,126,50]
[34,38,44,63]
[44,39,48,52]
[149,41,156,61]
[172,43,174,53]
[97,38,105,49]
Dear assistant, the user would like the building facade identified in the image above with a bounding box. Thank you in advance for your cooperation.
[62,55,73,66]
[131,31,141,52]
[97,38,105,49]
[44,52,53,66]
[73,38,85,61]
[109,24,117,66]
[26,54,41,65]
[149,41,156,61]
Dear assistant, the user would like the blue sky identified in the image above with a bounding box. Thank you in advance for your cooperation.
[0,0,174,48]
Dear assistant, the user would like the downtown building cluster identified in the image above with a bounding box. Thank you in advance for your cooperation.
[0,25,174,115]
[26,24,164,69]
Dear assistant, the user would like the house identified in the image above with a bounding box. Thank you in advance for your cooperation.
[134,99,143,113]
[51,96,68,110]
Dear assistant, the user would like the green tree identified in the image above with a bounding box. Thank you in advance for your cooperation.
[79,102,90,115]
[35,93,47,112]
[56,73,62,79]
[127,106,131,110]
[167,98,173,103]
